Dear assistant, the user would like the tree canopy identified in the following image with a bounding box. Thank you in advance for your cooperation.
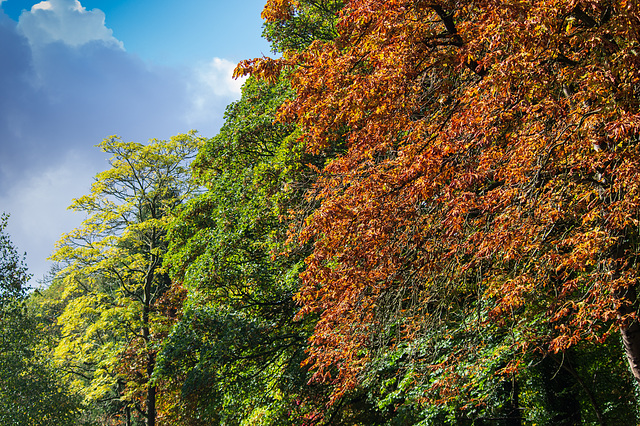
[11,0,640,424]
[235,0,640,422]
[0,214,80,425]
[49,133,203,426]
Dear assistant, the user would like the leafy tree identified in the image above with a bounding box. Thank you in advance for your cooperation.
[0,214,29,303]
[50,133,203,426]
[262,0,344,52]
[153,3,369,423]
[238,0,640,422]
[158,75,319,425]
[0,214,80,425]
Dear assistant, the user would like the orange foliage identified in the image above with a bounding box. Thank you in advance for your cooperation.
[254,0,640,404]
[262,0,299,22]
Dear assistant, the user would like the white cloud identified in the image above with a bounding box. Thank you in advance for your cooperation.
[0,5,246,285]
[186,57,246,126]
[17,0,123,49]
[196,58,244,96]
[32,1,54,11]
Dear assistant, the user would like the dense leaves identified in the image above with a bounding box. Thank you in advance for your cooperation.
[157,76,319,424]
[0,215,80,425]
[262,0,344,52]
[49,134,203,425]
[11,0,640,424]
[240,0,640,422]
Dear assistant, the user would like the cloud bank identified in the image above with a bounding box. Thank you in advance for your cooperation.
[0,0,245,283]
[18,0,123,48]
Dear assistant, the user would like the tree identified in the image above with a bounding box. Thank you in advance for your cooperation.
[158,75,320,425]
[0,214,80,425]
[0,213,29,305]
[238,0,640,422]
[50,133,203,426]
[261,0,344,52]
[153,3,365,423]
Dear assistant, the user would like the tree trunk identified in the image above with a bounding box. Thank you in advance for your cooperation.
[621,319,640,383]
[142,302,157,426]
[504,376,522,426]
[146,380,157,426]
[142,257,157,426]
[617,286,640,384]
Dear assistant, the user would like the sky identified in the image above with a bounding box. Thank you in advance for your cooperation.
[0,0,273,284]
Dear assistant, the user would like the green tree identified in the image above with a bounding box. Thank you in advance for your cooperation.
[50,133,203,426]
[158,76,315,425]
[0,214,80,425]
[261,0,344,52]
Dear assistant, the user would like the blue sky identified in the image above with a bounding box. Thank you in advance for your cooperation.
[0,0,273,284]
[2,0,272,64]
[68,0,270,64]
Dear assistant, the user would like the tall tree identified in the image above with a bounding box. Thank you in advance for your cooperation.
[158,76,319,425]
[154,2,358,423]
[237,0,640,421]
[50,133,203,426]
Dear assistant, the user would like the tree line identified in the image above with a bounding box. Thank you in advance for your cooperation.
[2,0,640,424]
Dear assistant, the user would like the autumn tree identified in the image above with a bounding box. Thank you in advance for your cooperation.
[50,133,203,426]
[237,0,640,422]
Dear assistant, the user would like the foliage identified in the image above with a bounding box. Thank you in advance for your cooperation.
[158,76,321,425]
[10,0,640,424]
[240,0,640,422]
[0,213,29,304]
[49,133,203,425]
[0,214,80,425]
[262,0,344,52]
